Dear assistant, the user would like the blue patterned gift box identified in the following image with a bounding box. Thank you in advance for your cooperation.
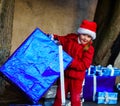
[0,28,73,103]
[87,65,102,76]
[96,92,118,104]
[86,64,120,76]
[102,65,120,76]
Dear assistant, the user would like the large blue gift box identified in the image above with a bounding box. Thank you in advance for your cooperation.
[96,92,118,104]
[0,28,72,103]
[83,75,116,101]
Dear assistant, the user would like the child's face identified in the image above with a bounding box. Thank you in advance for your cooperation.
[79,34,92,44]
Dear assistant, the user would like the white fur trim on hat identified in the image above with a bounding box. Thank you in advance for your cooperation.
[77,28,96,40]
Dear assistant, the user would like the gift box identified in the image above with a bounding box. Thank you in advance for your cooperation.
[102,65,120,76]
[96,92,118,104]
[44,99,54,106]
[0,28,72,103]
[86,65,120,76]
[83,75,116,101]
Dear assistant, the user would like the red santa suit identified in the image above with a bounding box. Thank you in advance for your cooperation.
[53,20,97,106]
[53,33,94,106]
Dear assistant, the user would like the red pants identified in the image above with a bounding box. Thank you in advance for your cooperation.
[53,77,83,106]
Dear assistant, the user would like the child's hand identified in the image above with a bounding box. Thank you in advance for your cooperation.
[46,34,54,40]
[46,34,61,45]
[54,40,61,45]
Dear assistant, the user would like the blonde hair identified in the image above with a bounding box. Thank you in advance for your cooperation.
[83,43,90,51]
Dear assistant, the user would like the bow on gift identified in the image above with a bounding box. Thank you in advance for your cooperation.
[107,65,114,76]
[97,92,118,104]
[104,92,109,104]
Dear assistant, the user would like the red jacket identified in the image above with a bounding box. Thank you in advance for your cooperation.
[54,33,94,80]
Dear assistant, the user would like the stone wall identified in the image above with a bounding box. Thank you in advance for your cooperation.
[11,0,97,53]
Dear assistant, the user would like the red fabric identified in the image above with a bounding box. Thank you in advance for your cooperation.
[54,33,94,80]
[53,77,83,106]
[80,20,97,32]
[53,33,94,106]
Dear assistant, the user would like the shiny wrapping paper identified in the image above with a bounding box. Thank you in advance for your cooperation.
[96,92,118,104]
[0,28,72,103]
[86,65,120,76]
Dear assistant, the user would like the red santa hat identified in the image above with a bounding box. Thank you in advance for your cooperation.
[77,20,97,40]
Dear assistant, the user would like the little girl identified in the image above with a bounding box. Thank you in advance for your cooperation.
[50,20,97,106]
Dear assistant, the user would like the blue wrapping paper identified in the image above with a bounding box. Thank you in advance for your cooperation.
[86,65,120,76]
[96,92,118,104]
[102,65,120,76]
[83,75,116,101]
[0,28,72,103]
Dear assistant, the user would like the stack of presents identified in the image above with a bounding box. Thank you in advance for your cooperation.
[0,28,120,106]
[44,65,120,105]
[84,64,120,104]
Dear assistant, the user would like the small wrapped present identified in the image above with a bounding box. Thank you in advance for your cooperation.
[96,92,118,104]
[0,28,72,103]
[83,75,116,101]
